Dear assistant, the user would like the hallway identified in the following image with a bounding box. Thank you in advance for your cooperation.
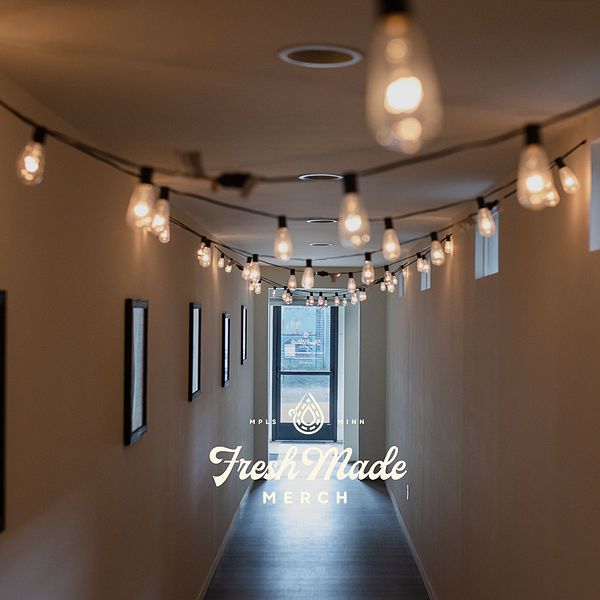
[205,449,429,599]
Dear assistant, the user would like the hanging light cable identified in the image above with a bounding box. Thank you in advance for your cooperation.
[554,156,580,195]
[338,173,371,248]
[361,252,376,284]
[382,217,401,260]
[126,167,156,230]
[301,259,315,289]
[366,0,442,154]
[16,126,47,185]
[429,232,445,266]
[517,124,560,210]
[274,216,293,261]
[476,197,496,238]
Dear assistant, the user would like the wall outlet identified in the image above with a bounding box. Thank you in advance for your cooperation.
[406,483,410,501]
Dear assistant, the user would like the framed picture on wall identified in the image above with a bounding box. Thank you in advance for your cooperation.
[241,305,248,365]
[222,313,231,387]
[188,303,202,401]
[124,299,148,445]
[0,291,5,532]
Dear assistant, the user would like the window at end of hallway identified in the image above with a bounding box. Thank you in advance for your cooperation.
[475,211,499,278]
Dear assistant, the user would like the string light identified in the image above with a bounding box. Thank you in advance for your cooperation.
[255,280,262,295]
[318,292,325,307]
[380,281,387,291]
[334,293,340,306]
[17,126,47,185]
[126,167,155,230]
[241,257,252,280]
[429,232,445,266]
[443,234,453,254]
[416,253,425,272]
[555,157,580,195]
[150,186,170,237]
[347,272,357,293]
[301,259,315,289]
[517,124,559,210]
[422,255,430,273]
[217,253,226,268]
[351,292,358,305]
[476,197,496,238]
[274,216,293,261]
[271,287,277,298]
[198,239,212,268]
[225,259,233,273]
[158,227,170,244]
[366,0,442,154]
[287,269,297,290]
[359,288,367,302]
[339,173,370,248]
[382,217,401,260]
[361,252,375,284]
[384,266,392,283]
[342,295,348,306]
[249,254,261,283]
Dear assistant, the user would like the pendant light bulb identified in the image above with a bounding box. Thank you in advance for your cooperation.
[158,226,170,244]
[383,266,392,284]
[347,272,357,293]
[338,174,371,248]
[361,252,376,284]
[150,187,170,236]
[241,257,252,280]
[517,124,559,210]
[198,240,212,268]
[380,281,387,291]
[382,217,401,260]
[443,235,453,254]
[429,232,445,266]
[17,126,47,185]
[416,253,424,273]
[555,157,580,195]
[342,296,348,306]
[476,197,496,238]
[308,292,315,306]
[126,167,156,230]
[225,259,233,273]
[249,254,261,283]
[217,253,225,269]
[334,293,340,306]
[301,260,315,289]
[287,269,297,290]
[317,292,325,307]
[274,216,293,261]
[366,0,442,154]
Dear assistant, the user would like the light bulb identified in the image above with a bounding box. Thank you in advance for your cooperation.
[387,283,396,293]
[351,293,358,305]
[380,281,387,291]
[416,253,425,272]
[241,257,252,280]
[347,273,357,293]
[339,174,371,248]
[382,217,401,260]
[217,253,225,269]
[555,157,580,195]
[225,259,233,273]
[248,280,255,292]
[308,293,315,306]
[392,275,398,285]
[443,236,453,254]
[476,198,496,238]
[366,1,442,154]
[422,256,430,273]
[126,167,155,230]
[271,288,277,298]
[249,255,261,283]
[384,268,392,283]
[318,293,325,307]
[429,232,445,266]
[359,289,367,302]
[517,124,559,211]
[288,269,297,290]
[199,242,212,268]
[16,126,47,185]
[255,281,262,295]
[361,253,376,284]
[274,216,293,261]
[158,226,170,244]
[150,187,170,236]
[301,260,315,289]
[334,293,340,306]
[342,296,348,306]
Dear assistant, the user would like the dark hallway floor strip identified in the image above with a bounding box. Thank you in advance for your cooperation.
[204,473,429,599]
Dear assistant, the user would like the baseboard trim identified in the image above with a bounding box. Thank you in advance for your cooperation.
[385,480,438,600]
[196,483,253,600]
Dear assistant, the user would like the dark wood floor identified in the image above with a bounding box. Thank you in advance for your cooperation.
[204,455,429,600]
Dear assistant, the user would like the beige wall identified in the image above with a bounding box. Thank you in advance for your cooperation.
[386,114,600,599]
[0,77,254,599]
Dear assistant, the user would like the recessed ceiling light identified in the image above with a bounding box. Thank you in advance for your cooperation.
[309,242,333,247]
[306,218,338,224]
[278,44,363,69]
[298,173,343,181]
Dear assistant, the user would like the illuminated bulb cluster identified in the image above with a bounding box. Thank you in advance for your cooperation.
[416,253,430,273]
[380,266,399,293]
[281,289,293,304]
[366,0,442,154]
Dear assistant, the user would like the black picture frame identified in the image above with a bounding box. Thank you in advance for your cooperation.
[0,292,5,532]
[188,303,202,401]
[124,299,148,446]
[241,305,248,365]
[222,313,231,387]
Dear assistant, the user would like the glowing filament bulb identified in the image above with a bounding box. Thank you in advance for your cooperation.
[198,241,212,268]
[361,253,376,284]
[301,260,315,289]
[351,292,358,305]
[342,296,348,306]
[358,289,367,302]
[150,187,170,236]
[225,259,233,273]
[476,197,496,238]
[382,217,401,260]
[158,226,170,244]
[366,2,442,154]
[288,269,298,290]
[380,281,387,291]
[384,267,392,283]
[444,236,453,254]
[517,124,559,210]
[249,255,261,283]
[339,174,371,248]
[416,253,425,273]
[317,293,325,307]
[308,293,315,306]
[421,256,430,273]
[255,281,262,295]
[274,216,293,261]
[347,273,357,293]
[126,167,156,230]
[217,253,225,269]
[555,157,580,195]
[334,293,340,306]
[242,257,252,280]
[429,232,445,266]
[17,126,47,185]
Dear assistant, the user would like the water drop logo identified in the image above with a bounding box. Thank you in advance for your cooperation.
[289,392,325,435]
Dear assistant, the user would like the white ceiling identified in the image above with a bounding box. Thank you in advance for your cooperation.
[1,0,599,265]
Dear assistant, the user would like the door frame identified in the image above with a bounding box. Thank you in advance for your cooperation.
[271,305,338,441]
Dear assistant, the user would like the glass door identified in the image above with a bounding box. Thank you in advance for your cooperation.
[272,305,338,441]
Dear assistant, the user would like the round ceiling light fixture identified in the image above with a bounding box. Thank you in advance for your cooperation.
[298,173,343,181]
[306,218,338,224]
[278,44,363,69]
[309,242,333,247]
